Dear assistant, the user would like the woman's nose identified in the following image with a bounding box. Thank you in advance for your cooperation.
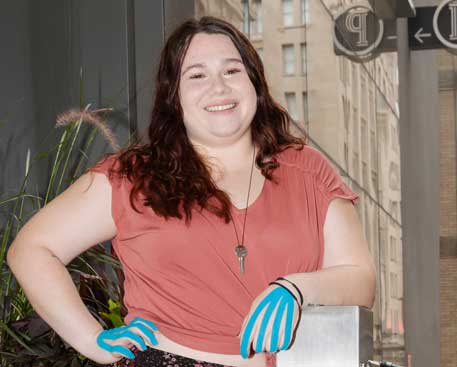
[211,74,231,93]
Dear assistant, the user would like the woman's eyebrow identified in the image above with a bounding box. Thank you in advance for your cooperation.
[181,58,243,76]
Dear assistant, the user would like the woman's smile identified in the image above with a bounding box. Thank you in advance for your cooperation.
[204,102,238,114]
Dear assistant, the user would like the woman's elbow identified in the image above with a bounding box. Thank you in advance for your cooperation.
[360,263,377,309]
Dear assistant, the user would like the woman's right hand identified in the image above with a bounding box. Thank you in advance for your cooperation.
[88,317,159,365]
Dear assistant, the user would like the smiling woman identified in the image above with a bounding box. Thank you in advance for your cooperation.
[6,15,375,367]
[178,33,257,146]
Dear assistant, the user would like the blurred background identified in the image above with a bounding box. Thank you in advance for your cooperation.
[0,1,455,367]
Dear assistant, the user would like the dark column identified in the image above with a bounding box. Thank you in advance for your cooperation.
[133,0,166,139]
[397,11,441,367]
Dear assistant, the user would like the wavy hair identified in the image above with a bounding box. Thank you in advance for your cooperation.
[89,16,306,224]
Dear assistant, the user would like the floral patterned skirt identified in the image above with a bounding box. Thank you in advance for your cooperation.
[112,346,235,367]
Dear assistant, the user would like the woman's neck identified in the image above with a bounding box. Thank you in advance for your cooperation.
[191,137,257,179]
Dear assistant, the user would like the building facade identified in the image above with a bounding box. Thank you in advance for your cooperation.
[438,49,457,367]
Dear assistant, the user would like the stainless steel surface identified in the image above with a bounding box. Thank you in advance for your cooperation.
[276,306,373,367]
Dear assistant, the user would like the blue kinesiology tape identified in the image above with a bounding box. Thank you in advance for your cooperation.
[240,286,296,358]
[96,316,158,359]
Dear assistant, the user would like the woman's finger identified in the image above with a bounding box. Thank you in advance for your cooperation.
[130,317,159,332]
[119,329,147,351]
[240,296,271,358]
[129,322,158,347]
[267,296,287,352]
[279,299,295,350]
[250,303,267,353]
[254,300,276,352]
[99,328,146,352]
[109,344,136,359]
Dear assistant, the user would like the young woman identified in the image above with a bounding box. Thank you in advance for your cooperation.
[7,16,376,367]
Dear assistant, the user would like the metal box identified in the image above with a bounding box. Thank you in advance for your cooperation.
[276,306,373,367]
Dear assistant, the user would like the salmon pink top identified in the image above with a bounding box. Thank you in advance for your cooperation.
[88,145,359,365]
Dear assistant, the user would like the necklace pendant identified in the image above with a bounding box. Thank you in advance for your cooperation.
[235,245,248,275]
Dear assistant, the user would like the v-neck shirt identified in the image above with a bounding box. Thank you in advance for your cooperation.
[88,144,359,356]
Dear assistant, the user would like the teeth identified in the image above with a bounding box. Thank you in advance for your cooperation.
[205,103,236,112]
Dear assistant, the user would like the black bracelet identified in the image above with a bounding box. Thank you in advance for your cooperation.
[268,281,302,310]
[276,277,304,306]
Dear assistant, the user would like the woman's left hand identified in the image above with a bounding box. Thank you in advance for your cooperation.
[238,282,302,358]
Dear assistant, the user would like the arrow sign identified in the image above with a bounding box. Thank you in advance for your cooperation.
[414,27,432,44]
[408,6,442,50]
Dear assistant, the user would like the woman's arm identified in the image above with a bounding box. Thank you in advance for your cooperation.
[6,172,125,364]
[282,198,376,309]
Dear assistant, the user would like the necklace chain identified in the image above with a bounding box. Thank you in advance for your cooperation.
[229,145,256,263]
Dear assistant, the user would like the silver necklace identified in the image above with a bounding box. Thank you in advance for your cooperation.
[229,145,256,276]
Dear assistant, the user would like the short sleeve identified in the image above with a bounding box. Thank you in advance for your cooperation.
[308,147,359,213]
[85,154,127,228]
[312,152,359,208]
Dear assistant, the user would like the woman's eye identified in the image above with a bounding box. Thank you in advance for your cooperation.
[188,69,240,80]
[226,68,241,75]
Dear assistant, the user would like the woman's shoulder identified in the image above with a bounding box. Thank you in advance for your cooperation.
[88,151,149,178]
[275,144,330,175]
[275,144,357,203]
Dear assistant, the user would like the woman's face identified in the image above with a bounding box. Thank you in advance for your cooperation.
[178,33,257,148]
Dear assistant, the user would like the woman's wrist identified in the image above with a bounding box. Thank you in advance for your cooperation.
[275,277,303,306]
[273,275,305,308]
[81,325,117,364]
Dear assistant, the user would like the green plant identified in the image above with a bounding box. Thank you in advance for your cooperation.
[0,72,128,366]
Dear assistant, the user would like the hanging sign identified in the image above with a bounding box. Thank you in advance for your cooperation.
[333,0,457,60]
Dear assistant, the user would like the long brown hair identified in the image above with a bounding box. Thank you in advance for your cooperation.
[88,16,306,224]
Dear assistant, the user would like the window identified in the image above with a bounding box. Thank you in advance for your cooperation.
[369,89,375,122]
[391,125,398,152]
[353,107,359,153]
[362,162,368,187]
[302,92,308,123]
[242,1,249,34]
[301,0,309,25]
[282,44,295,75]
[252,0,263,35]
[353,152,360,181]
[390,236,396,262]
[300,43,307,75]
[389,161,400,190]
[393,309,399,334]
[339,58,344,83]
[361,73,368,117]
[285,92,298,120]
[352,63,358,101]
[342,96,350,131]
[339,57,350,85]
[370,131,376,167]
[391,200,398,220]
[389,200,394,221]
[371,170,378,196]
[282,0,294,26]
[390,272,397,298]
[361,118,368,159]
